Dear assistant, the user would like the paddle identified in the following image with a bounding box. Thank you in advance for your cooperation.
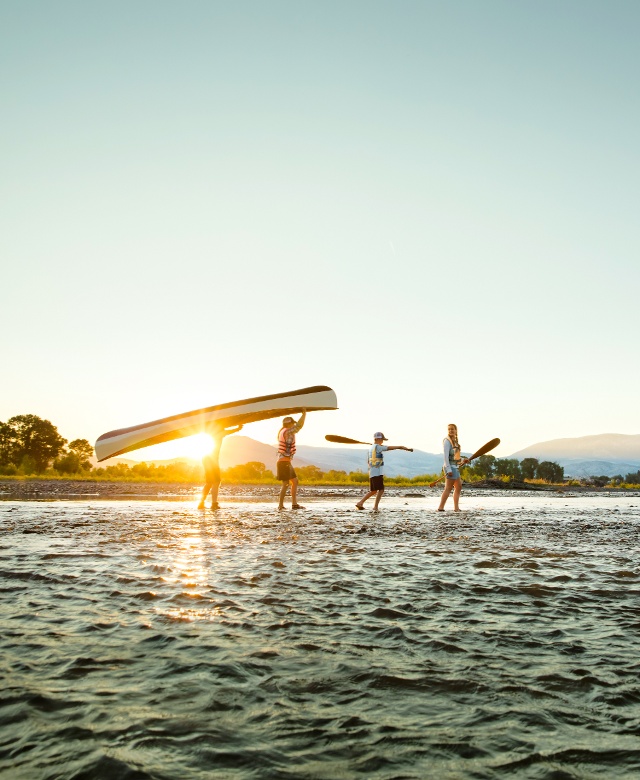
[325,435,371,445]
[429,437,501,487]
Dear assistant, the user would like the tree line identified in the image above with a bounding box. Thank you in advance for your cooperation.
[463,454,565,483]
[2,414,639,486]
[0,415,93,475]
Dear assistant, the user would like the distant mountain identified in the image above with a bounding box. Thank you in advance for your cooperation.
[296,445,443,477]
[511,433,640,462]
[549,459,640,478]
[98,436,443,477]
[94,433,640,480]
[509,434,640,478]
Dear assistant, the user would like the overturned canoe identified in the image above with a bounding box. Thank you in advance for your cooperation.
[95,385,338,462]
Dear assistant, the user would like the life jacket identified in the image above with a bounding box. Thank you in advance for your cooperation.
[278,426,295,461]
[445,436,461,465]
[368,444,384,468]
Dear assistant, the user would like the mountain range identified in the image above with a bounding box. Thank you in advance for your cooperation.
[105,433,640,478]
[511,434,640,477]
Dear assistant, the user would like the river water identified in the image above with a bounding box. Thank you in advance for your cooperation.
[1,493,639,779]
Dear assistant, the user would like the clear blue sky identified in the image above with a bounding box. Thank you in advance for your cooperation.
[1,0,638,457]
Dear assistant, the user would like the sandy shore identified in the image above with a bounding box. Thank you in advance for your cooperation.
[1,478,636,501]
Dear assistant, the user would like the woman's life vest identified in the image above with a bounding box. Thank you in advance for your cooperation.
[368,444,384,469]
[445,437,461,465]
[278,426,296,461]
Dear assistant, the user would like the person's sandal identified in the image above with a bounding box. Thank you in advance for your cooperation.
[210,502,220,510]
[291,504,305,510]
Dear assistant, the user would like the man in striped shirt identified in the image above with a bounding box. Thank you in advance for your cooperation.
[277,409,306,510]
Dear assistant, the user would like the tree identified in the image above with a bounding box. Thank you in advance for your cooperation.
[520,457,539,480]
[324,469,348,483]
[0,421,14,468]
[625,471,640,484]
[495,458,522,480]
[5,415,67,473]
[54,439,94,475]
[296,465,324,481]
[536,461,564,483]
[68,439,94,468]
[224,461,270,481]
[472,454,496,479]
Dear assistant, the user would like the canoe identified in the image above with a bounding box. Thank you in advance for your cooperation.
[94,385,338,462]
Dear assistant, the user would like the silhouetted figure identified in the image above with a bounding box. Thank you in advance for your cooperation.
[198,424,243,510]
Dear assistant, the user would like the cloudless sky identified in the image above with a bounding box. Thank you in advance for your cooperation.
[1,0,639,458]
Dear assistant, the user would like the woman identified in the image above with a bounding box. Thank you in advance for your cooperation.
[437,423,469,512]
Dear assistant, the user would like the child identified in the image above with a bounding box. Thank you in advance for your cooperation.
[356,432,413,511]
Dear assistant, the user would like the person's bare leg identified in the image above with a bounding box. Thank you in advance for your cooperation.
[453,479,462,511]
[373,488,384,510]
[198,482,213,509]
[438,479,454,511]
[210,478,221,509]
[356,489,376,509]
[291,477,300,506]
[278,481,289,509]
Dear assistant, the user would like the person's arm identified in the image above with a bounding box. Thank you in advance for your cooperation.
[291,409,306,434]
[443,439,452,476]
[386,445,413,452]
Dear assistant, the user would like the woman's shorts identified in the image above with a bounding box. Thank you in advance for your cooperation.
[445,465,461,480]
[277,461,297,482]
[369,475,384,491]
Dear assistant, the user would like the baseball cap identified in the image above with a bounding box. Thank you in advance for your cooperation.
[373,432,387,440]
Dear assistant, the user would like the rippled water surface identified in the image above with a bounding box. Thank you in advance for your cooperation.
[1,495,640,779]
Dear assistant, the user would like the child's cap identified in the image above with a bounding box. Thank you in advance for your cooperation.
[373,432,388,441]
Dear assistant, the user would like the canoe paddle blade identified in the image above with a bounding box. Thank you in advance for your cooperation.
[468,438,500,460]
[325,435,370,445]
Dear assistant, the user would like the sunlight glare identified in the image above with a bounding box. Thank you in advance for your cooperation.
[183,433,214,459]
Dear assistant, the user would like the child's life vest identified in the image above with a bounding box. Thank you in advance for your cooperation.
[368,444,384,468]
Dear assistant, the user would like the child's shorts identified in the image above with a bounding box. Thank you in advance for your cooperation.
[369,475,384,491]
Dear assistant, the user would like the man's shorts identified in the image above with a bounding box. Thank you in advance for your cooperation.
[369,475,384,491]
[203,456,221,483]
[277,461,297,482]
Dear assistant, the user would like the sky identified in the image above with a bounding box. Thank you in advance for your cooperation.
[1,0,639,460]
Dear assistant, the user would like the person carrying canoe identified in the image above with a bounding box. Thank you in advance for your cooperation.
[437,423,470,512]
[356,432,413,511]
[277,410,306,510]
[198,423,243,510]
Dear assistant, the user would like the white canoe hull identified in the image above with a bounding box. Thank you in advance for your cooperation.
[94,385,337,462]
